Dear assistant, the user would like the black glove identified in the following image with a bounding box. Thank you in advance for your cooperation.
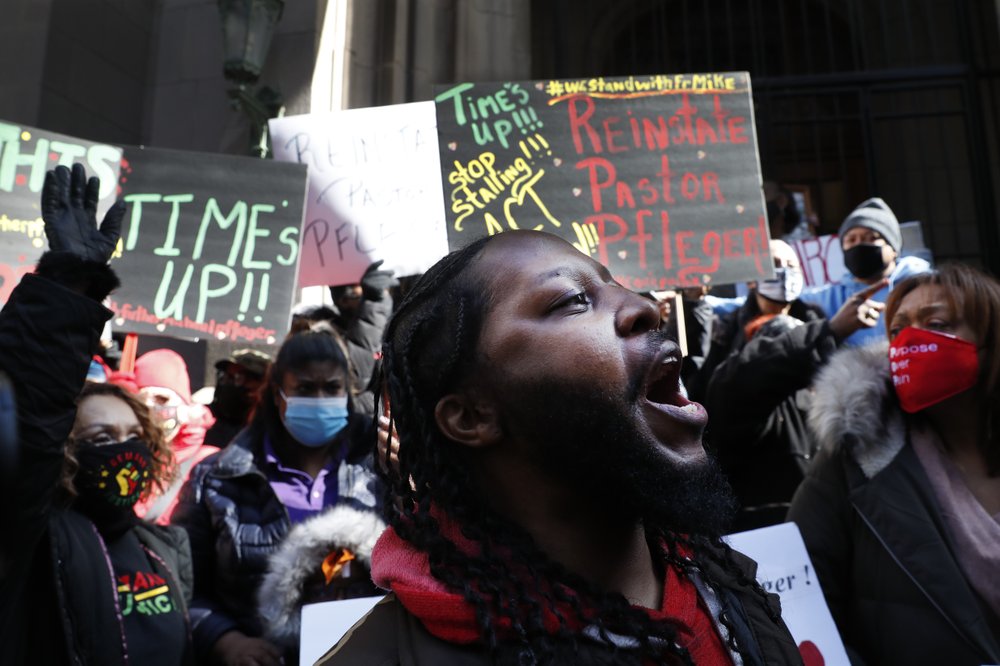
[41,164,125,264]
[360,260,398,301]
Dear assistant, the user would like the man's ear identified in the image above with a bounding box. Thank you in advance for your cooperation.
[434,393,502,448]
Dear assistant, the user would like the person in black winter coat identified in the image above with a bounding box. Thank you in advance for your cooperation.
[701,240,891,530]
[0,164,194,665]
[171,329,383,666]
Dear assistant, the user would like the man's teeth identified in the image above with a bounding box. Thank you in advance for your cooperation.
[678,403,699,413]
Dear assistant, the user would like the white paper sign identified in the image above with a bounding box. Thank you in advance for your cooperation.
[270,102,449,287]
[788,234,847,288]
[299,595,385,666]
[726,522,850,666]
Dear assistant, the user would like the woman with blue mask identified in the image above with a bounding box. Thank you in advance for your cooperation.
[172,330,384,666]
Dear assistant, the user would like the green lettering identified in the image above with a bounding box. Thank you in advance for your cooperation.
[242,203,274,269]
[153,260,193,319]
[49,141,86,167]
[87,145,121,200]
[193,198,247,266]
[197,264,237,322]
[0,131,48,193]
[276,226,299,266]
[123,194,163,251]
[153,194,194,257]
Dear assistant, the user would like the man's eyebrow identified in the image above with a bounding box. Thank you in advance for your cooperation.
[537,265,605,283]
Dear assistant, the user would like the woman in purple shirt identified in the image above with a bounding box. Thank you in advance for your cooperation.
[172,330,383,666]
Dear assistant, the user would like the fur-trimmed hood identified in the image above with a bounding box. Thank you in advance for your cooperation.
[807,341,907,479]
[257,504,387,647]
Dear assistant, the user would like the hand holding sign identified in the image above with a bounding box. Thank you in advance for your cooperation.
[42,164,125,264]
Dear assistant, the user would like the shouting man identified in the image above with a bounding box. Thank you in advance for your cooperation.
[321,231,800,665]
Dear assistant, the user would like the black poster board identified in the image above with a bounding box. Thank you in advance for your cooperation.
[0,119,121,301]
[107,146,307,345]
[434,72,773,289]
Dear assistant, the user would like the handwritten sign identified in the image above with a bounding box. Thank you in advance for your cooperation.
[269,102,449,287]
[726,522,850,666]
[106,146,307,344]
[0,120,122,302]
[434,73,773,290]
[789,234,847,287]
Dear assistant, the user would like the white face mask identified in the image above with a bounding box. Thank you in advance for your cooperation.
[756,266,804,303]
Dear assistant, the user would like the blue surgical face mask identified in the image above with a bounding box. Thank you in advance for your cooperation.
[279,390,349,448]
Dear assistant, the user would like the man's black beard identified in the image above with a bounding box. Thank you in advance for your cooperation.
[493,370,737,538]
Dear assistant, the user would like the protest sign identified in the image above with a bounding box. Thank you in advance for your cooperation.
[789,233,847,288]
[299,596,384,666]
[269,102,449,287]
[726,522,850,666]
[434,73,773,290]
[106,146,307,345]
[0,120,122,302]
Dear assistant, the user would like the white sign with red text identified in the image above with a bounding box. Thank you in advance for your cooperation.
[726,522,849,666]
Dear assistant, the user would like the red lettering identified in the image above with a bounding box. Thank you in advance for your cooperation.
[712,95,730,143]
[681,173,700,200]
[588,213,628,266]
[677,231,696,266]
[568,95,601,154]
[615,182,636,209]
[661,210,673,270]
[631,210,652,269]
[637,177,657,205]
[701,172,724,203]
[656,155,675,204]
[603,116,627,153]
[723,229,741,259]
[670,94,697,145]
[576,156,616,213]
[642,117,669,150]
[728,116,748,144]
[701,231,722,273]
[695,117,718,144]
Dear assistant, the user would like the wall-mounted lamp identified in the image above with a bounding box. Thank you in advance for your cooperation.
[218,0,286,157]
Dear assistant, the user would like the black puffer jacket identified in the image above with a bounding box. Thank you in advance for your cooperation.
[704,303,837,529]
[171,428,380,661]
[0,258,194,666]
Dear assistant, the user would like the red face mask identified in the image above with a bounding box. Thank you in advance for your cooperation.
[889,326,979,413]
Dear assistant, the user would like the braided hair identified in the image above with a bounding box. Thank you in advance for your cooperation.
[379,235,782,664]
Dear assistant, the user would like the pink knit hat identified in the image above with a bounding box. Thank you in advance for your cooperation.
[134,349,192,404]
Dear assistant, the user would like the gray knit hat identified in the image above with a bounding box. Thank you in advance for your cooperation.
[838,197,901,254]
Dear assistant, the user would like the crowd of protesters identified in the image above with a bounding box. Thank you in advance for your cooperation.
[0,163,997,665]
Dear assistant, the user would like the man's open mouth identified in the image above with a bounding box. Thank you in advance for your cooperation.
[641,342,706,424]
[644,346,689,406]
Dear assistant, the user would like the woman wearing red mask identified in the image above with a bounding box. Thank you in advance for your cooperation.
[789,263,1000,666]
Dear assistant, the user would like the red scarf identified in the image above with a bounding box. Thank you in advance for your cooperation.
[370,517,732,663]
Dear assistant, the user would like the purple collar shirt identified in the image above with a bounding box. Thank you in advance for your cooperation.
[263,437,342,524]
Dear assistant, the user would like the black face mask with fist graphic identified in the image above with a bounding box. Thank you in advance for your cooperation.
[74,438,153,536]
